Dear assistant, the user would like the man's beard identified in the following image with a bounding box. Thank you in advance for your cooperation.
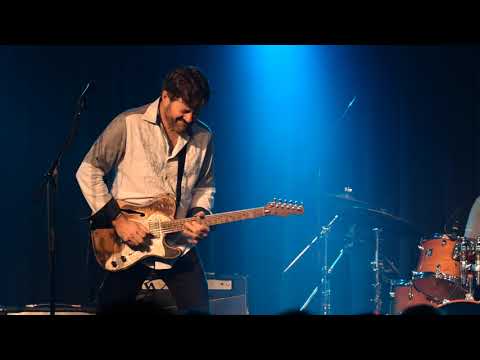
[173,117,189,134]
[166,112,189,134]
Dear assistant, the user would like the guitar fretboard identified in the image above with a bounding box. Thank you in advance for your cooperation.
[159,207,266,234]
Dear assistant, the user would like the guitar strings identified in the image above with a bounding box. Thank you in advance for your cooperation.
[152,208,266,234]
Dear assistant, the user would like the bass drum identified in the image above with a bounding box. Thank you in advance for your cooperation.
[436,300,480,315]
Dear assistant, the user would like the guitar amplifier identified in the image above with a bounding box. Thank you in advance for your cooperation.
[138,273,249,315]
[206,273,249,315]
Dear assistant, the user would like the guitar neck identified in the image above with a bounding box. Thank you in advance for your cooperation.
[161,207,266,234]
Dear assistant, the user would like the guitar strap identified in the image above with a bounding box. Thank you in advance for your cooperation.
[175,143,187,217]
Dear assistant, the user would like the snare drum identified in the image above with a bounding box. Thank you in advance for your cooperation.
[390,279,438,315]
[412,234,466,301]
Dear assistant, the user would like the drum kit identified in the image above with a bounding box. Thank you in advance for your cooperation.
[392,233,480,315]
[284,187,480,315]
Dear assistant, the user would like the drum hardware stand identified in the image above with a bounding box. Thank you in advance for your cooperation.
[384,257,401,277]
[466,250,477,301]
[475,239,480,286]
[460,238,469,289]
[286,186,360,314]
[387,279,403,315]
[460,237,478,301]
[371,228,384,315]
[296,214,340,314]
[465,273,475,301]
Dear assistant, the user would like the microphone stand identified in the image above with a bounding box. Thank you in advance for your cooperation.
[39,82,93,315]
[285,96,357,314]
[303,96,354,313]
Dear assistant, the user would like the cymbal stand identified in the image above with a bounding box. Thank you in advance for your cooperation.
[371,228,384,315]
[299,215,339,314]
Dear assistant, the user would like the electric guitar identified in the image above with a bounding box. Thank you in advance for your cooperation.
[90,194,304,271]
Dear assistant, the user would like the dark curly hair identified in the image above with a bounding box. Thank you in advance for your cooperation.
[162,66,210,110]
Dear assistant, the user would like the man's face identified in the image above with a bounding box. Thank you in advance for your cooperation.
[164,94,199,135]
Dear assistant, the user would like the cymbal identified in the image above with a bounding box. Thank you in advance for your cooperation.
[326,193,369,207]
[342,206,422,236]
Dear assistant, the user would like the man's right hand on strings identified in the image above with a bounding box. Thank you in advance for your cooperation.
[112,213,149,247]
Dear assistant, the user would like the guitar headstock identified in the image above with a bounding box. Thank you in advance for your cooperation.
[264,198,304,217]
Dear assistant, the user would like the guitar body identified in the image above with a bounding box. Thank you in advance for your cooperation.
[90,194,187,272]
[90,195,304,272]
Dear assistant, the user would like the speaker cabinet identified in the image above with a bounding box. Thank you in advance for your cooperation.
[138,273,249,315]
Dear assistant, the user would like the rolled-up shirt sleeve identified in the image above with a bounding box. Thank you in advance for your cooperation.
[76,114,127,224]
